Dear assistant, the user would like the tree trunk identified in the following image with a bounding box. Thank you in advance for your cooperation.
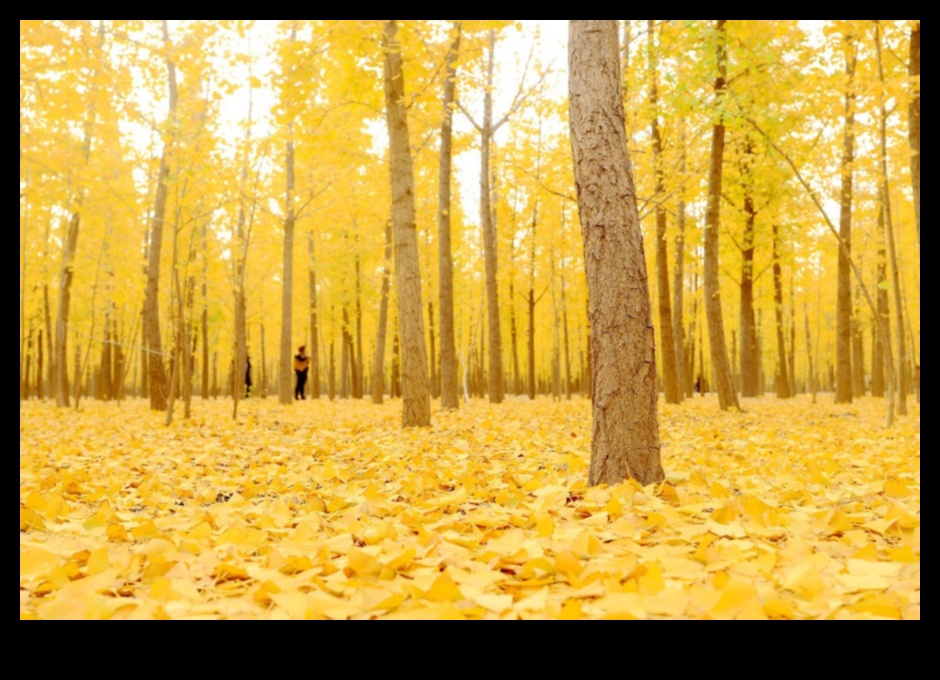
[55,211,81,407]
[772,224,791,398]
[371,221,393,403]
[569,20,664,487]
[872,211,888,397]
[383,20,431,426]
[480,30,504,404]
[909,21,920,248]
[874,22,906,415]
[835,31,857,404]
[739,139,760,397]
[44,284,54,399]
[437,24,461,409]
[673,127,690,398]
[201,221,209,399]
[278,128,296,404]
[144,20,178,412]
[702,20,740,411]
[648,20,681,405]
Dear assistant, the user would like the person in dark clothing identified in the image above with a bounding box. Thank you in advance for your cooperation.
[245,354,252,398]
[294,345,310,400]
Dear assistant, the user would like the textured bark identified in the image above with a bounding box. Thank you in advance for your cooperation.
[372,221,393,404]
[702,20,740,411]
[648,21,681,405]
[55,210,80,407]
[909,22,920,247]
[772,224,791,398]
[852,285,865,396]
[437,24,460,409]
[835,32,857,404]
[480,30,505,403]
[569,20,663,487]
[383,20,430,426]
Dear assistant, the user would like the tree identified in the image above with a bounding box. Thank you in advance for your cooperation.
[383,20,430,427]
[702,20,740,411]
[647,20,681,405]
[834,30,857,404]
[569,19,664,487]
[437,25,461,410]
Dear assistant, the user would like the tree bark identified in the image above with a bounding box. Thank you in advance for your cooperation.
[909,22,920,248]
[383,20,430,427]
[835,31,857,404]
[437,24,461,409]
[738,139,760,397]
[480,30,505,404]
[673,127,690,398]
[648,20,681,405]
[144,19,178,412]
[702,20,740,411]
[372,220,393,404]
[306,231,320,399]
[874,22,907,416]
[772,224,791,398]
[569,20,663,487]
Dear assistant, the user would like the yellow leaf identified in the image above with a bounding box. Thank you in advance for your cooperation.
[425,571,463,602]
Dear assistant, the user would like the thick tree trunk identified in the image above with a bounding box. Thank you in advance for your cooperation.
[648,20,681,405]
[569,20,664,487]
[383,20,430,426]
[372,221,393,403]
[835,32,857,404]
[437,26,461,409]
[702,20,740,411]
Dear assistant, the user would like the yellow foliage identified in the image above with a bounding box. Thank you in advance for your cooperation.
[19,395,919,619]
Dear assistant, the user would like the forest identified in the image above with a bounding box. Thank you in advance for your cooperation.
[20,20,919,620]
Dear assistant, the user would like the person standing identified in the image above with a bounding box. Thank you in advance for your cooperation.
[294,345,310,400]
[245,353,253,398]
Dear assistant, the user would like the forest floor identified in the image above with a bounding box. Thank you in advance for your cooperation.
[20,393,920,619]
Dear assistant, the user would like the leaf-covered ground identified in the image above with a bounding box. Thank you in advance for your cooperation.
[20,394,920,619]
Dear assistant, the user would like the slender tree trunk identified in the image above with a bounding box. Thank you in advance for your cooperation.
[509,275,521,395]
[44,284,54,399]
[390,332,400,399]
[772,224,791,398]
[328,339,336,400]
[144,20,178,412]
[201,220,209,399]
[562,273,572,400]
[437,23,461,409]
[804,302,817,403]
[479,30,505,403]
[569,19,664,487]
[354,247,364,399]
[648,20,681,405]
[279,132,296,404]
[36,330,43,400]
[55,211,81,408]
[702,20,740,411]
[872,224,888,396]
[852,284,865,396]
[306,231,320,399]
[909,21,920,248]
[739,139,760,397]
[674,127,690,398]
[383,20,430,426]
[372,220,393,404]
[873,22,907,416]
[835,32,857,404]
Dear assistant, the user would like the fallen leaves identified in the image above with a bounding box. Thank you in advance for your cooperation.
[19,394,919,619]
